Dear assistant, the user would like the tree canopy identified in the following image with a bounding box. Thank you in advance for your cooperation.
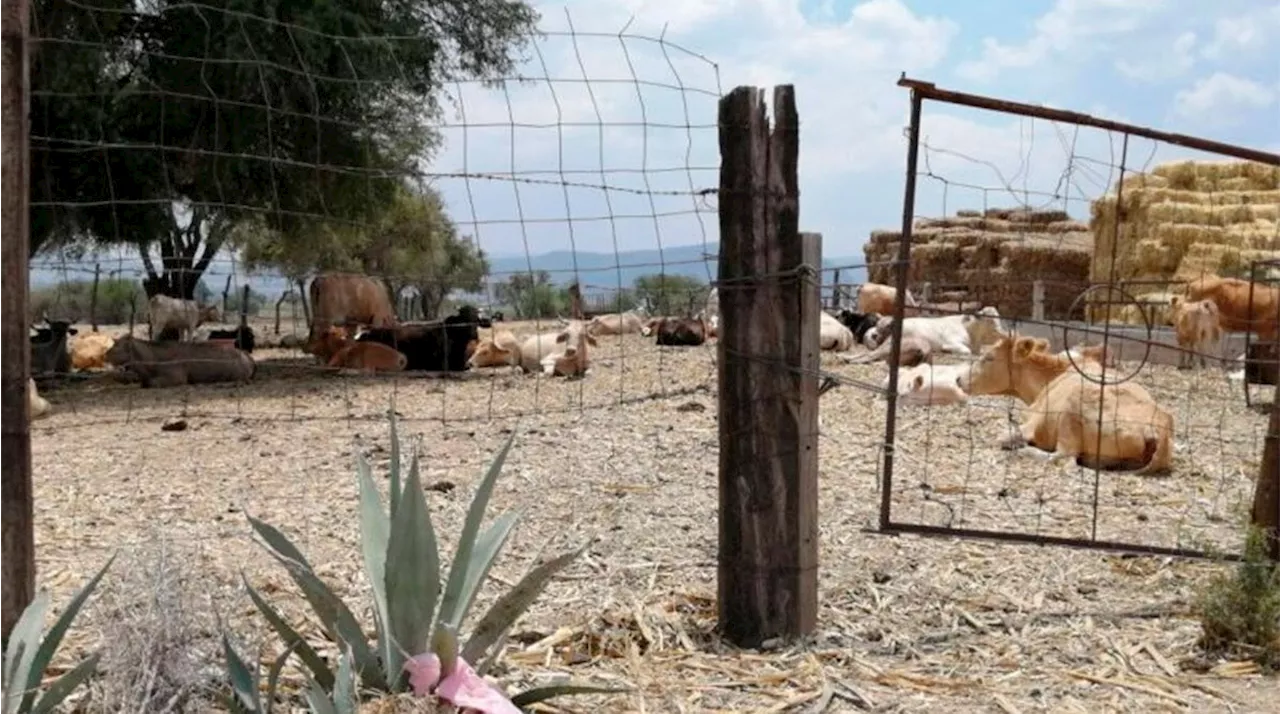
[30,0,538,298]
[632,274,709,316]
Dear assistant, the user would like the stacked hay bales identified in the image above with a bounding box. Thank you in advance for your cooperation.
[1089,159,1280,324]
[863,208,1093,319]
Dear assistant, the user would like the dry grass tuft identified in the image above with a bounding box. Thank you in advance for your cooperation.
[87,534,217,713]
[1193,527,1280,671]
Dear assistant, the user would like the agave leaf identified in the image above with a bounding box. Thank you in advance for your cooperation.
[20,553,114,712]
[220,630,260,713]
[438,431,517,630]
[3,591,50,714]
[384,453,440,674]
[29,652,101,714]
[241,575,335,693]
[447,511,520,632]
[302,678,339,714]
[248,514,315,573]
[463,542,589,664]
[387,406,402,518]
[509,682,631,708]
[263,640,299,714]
[332,648,357,714]
[355,451,396,679]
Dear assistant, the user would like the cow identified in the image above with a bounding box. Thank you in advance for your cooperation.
[855,282,917,317]
[652,317,708,347]
[586,310,646,337]
[207,326,257,354]
[104,335,257,388]
[835,309,882,349]
[819,311,855,351]
[30,319,77,376]
[1060,342,1119,370]
[69,333,115,371]
[1165,296,1223,370]
[467,330,523,369]
[327,341,408,372]
[356,305,481,372]
[848,307,1008,364]
[149,294,220,342]
[307,272,397,345]
[29,378,51,420]
[881,363,970,407]
[1183,275,1280,342]
[307,325,350,364]
[960,335,1173,474]
[517,321,598,377]
[1229,340,1280,386]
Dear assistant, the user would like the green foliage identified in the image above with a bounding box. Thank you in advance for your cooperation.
[29,278,146,325]
[494,271,572,319]
[1194,526,1280,669]
[30,0,538,293]
[632,273,709,316]
[240,408,616,709]
[2,554,114,714]
[583,289,639,315]
[218,631,294,714]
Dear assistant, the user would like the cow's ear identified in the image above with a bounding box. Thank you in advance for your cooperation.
[911,374,924,390]
[1033,338,1050,352]
[1013,337,1038,359]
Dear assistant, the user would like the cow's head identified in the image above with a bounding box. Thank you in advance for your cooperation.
[960,335,1049,398]
[961,306,1008,348]
[555,322,597,359]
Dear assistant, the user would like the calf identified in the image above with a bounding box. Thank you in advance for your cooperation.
[207,326,257,354]
[70,333,115,371]
[149,294,220,342]
[328,341,408,372]
[850,307,1007,364]
[819,311,855,351]
[306,325,350,364]
[835,309,881,349]
[467,330,523,369]
[881,363,969,407]
[356,305,481,372]
[518,321,598,377]
[104,335,256,388]
[653,317,708,347]
[1184,274,1280,342]
[30,319,77,376]
[29,378,51,420]
[1167,296,1222,370]
[961,335,1173,474]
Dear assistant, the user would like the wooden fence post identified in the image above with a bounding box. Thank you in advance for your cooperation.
[1,0,33,647]
[1253,392,1280,560]
[830,269,841,310]
[239,285,251,328]
[717,85,818,647]
[274,291,289,334]
[1032,280,1045,322]
[221,274,233,315]
[89,263,101,331]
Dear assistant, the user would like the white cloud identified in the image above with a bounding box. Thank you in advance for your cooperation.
[1114,31,1197,82]
[1172,72,1277,123]
[1201,3,1280,61]
[958,0,1167,83]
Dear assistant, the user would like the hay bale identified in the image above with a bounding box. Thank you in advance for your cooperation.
[1088,159,1280,324]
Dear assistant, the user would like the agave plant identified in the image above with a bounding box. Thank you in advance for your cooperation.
[241,408,622,710]
[2,554,114,714]
[218,628,296,714]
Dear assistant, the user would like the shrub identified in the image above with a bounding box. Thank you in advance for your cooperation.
[1194,526,1280,669]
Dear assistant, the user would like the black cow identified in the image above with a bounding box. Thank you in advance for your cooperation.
[653,317,707,347]
[836,309,882,348]
[208,326,257,354]
[30,319,78,376]
[357,305,481,372]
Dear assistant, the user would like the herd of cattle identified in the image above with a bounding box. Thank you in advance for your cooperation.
[25,271,1278,475]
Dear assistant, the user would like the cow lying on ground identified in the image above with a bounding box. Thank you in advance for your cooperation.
[328,340,408,372]
[586,310,647,337]
[31,319,77,375]
[467,330,523,369]
[881,362,970,407]
[1167,296,1222,370]
[651,317,709,347]
[356,305,481,372]
[835,309,882,349]
[208,326,257,354]
[29,378,51,420]
[105,335,256,388]
[856,282,917,316]
[847,307,1007,364]
[819,312,855,351]
[307,272,397,345]
[1184,274,1280,342]
[71,333,115,371]
[960,335,1173,474]
[149,295,220,342]
[518,321,598,377]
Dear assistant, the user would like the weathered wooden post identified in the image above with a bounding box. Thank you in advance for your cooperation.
[717,85,819,647]
[1032,280,1046,322]
[89,263,101,331]
[221,274,233,314]
[239,285,251,328]
[1253,392,1280,561]
[830,269,841,310]
[275,291,289,334]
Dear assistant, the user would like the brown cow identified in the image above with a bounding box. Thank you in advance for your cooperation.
[653,317,708,347]
[306,325,351,364]
[104,335,256,388]
[856,283,917,317]
[307,272,397,345]
[1183,275,1279,342]
[327,341,408,372]
[1168,296,1223,369]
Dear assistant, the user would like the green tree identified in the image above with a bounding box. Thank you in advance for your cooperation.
[632,274,708,316]
[494,271,570,319]
[30,0,539,299]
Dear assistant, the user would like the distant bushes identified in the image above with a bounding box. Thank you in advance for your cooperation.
[30,278,147,325]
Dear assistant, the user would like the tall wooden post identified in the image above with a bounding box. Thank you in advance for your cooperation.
[717,85,819,647]
[1,0,34,646]
[89,263,101,331]
[1252,393,1280,560]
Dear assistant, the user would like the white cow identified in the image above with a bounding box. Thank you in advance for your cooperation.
[697,287,720,336]
[518,320,598,377]
[149,294,220,342]
[847,308,1007,365]
[820,311,855,351]
[880,363,970,407]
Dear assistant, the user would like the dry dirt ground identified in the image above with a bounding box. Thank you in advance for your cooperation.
[29,317,1279,713]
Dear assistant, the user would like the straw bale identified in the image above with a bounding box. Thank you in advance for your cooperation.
[1088,158,1280,324]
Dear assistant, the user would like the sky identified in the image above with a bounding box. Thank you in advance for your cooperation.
[426,0,1279,265]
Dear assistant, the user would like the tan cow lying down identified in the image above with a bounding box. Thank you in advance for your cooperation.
[1184,275,1280,341]
[1168,296,1223,370]
[467,330,523,369]
[105,335,256,388]
[71,333,116,371]
[961,336,1174,474]
[29,378,51,420]
[586,311,645,337]
[519,321,597,377]
[328,341,408,372]
[856,282,917,317]
[819,311,854,351]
